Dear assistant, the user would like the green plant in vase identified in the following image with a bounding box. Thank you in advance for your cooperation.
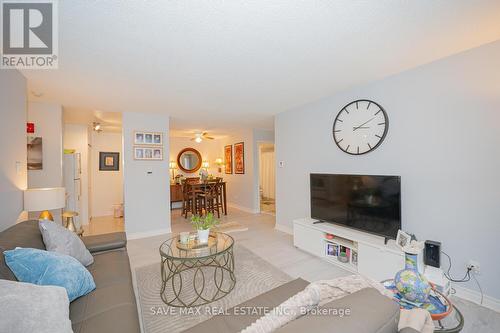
[191,213,219,243]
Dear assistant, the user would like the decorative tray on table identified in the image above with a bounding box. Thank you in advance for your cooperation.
[382,280,452,321]
[176,233,218,252]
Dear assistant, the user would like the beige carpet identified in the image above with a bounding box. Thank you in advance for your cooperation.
[135,245,292,333]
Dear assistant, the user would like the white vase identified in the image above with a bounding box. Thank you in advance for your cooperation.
[197,229,210,243]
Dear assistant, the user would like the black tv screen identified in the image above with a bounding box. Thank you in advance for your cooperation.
[310,174,401,240]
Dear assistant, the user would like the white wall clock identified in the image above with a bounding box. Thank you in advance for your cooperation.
[332,99,388,155]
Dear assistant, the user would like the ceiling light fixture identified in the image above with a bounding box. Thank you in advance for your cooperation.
[92,122,102,132]
[194,136,202,143]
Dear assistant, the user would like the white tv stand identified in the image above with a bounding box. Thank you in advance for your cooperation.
[293,218,405,281]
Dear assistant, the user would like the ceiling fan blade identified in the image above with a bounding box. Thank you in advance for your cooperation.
[204,136,215,140]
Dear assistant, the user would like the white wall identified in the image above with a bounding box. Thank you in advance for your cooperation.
[28,102,63,188]
[220,129,257,212]
[170,137,222,178]
[90,131,123,217]
[276,40,500,300]
[0,70,27,230]
[122,112,170,238]
[63,124,90,225]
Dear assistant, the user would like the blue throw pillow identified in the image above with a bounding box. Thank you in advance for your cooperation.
[4,247,96,302]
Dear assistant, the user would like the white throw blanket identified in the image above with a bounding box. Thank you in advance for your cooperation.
[399,309,434,333]
[241,275,393,333]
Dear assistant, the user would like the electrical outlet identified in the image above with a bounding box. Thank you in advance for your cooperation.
[467,260,480,274]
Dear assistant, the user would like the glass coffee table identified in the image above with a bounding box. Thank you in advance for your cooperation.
[159,232,236,307]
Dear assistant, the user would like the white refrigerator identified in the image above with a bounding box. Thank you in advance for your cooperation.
[63,153,82,229]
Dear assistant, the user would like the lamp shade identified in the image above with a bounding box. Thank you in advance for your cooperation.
[24,187,66,212]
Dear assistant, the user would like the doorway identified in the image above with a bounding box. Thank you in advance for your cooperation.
[258,143,275,214]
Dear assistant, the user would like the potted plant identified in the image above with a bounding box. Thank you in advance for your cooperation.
[191,213,219,243]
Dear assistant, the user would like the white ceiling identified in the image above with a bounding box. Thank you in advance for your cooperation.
[63,108,122,132]
[23,1,500,132]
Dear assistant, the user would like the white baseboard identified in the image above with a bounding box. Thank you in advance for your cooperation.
[274,223,293,235]
[126,227,171,240]
[453,284,500,313]
[227,202,259,214]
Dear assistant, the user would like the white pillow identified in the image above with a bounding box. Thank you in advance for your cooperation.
[0,279,73,333]
[39,220,94,266]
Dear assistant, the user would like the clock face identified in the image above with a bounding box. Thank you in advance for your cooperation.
[332,100,388,155]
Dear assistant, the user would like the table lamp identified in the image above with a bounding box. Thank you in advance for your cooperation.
[24,187,66,221]
[169,161,177,181]
[215,158,223,173]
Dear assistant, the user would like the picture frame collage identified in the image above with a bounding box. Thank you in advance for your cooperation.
[134,131,163,160]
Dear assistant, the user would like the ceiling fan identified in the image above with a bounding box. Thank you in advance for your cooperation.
[191,132,214,143]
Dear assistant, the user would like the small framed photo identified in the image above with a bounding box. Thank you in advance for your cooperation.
[144,133,153,144]
[396,230,411,249]
[134,132,144,144]
[134,147,145,160]
[152,148,163,160]
[99,152,119,171]
[153,133,162,145]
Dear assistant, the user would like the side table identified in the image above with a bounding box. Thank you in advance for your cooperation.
[62,211,84,236]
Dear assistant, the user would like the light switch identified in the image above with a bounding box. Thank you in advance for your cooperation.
[278,161,285,168]
[15,161,22,174]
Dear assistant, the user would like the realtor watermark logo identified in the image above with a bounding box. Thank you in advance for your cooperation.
[1,0,58,69]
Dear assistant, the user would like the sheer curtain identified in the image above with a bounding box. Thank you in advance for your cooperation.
[259,151,275,200]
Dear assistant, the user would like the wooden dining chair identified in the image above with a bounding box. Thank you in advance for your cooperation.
[215,177,224,214]
[197,179,221,218]
[181,180,199,219]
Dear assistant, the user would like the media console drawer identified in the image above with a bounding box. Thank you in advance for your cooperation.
[293,223,324,257]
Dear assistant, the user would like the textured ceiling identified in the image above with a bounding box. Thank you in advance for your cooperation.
[23,1,500,132]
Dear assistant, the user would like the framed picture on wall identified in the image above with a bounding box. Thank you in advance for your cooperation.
[27,136,43,170]
[134,131,163,146]
[99,152,120,171]
[234,142,245,174]
[224,145,232,174]
[134,146,163,160]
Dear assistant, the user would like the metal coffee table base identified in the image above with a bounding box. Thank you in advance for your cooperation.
[160,247,236,307]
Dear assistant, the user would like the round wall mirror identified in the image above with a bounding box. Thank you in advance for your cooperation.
[177,148,202,173]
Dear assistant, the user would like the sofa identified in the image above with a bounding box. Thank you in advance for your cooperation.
[0,220,140,333]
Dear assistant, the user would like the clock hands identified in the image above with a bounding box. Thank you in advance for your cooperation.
[353,117,375,131]
[353,126,370,130]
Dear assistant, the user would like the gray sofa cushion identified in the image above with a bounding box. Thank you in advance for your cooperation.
[70,248,140,333]
[0,279,73,333]
[82,232,127,253]
[39,220,94,266]
[0,220,46,280]
[275,287,400,333]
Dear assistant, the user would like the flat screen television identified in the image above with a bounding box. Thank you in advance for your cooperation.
[310,174,401,240]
